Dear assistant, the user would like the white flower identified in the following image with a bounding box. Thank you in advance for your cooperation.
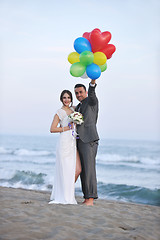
[68,111,84,125]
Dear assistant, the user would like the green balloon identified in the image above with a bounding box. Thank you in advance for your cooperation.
[79,51,94,66]
[99,63,107,72]
[70,62,86,77]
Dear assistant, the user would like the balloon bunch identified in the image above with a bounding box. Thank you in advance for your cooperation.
[68,28,116,80]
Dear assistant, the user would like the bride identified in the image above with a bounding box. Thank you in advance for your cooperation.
[49,90,81,204]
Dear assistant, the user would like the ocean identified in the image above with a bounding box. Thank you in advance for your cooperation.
[0,134,160,206]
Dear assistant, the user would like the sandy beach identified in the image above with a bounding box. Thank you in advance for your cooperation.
[0,187,159,240]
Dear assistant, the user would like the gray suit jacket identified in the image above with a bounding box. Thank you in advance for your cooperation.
[75,84,99,143]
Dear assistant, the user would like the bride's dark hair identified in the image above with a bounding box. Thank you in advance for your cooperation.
[60,90,73,106]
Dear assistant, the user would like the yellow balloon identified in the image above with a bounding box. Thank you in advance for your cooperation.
[93,52,107,65]
[68,52,80,64]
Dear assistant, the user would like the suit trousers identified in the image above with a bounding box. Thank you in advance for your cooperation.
[77,139,98,199]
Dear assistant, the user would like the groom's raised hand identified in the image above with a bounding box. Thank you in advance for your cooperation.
[91,79,96,85]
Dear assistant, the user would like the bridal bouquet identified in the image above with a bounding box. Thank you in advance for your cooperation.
[68,111,84,125]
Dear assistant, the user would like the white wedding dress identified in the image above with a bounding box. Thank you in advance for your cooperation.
[49,108,77,204]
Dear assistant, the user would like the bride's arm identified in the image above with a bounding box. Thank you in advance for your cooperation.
[50,114,70,133]
[72,106,76,111]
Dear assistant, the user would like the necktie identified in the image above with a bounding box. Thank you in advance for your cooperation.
[77,103,82,112]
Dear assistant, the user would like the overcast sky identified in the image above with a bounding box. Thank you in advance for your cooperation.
[0,0,160,141]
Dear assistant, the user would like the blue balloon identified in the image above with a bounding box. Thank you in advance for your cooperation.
[74,37,92,54]
[86,63,101,80]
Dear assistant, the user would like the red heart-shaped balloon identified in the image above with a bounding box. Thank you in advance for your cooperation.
[90,29,112,52]
[83,29,116,59]
[83,28,111,52]
[82,32,90,41]
[83,28,100,41]
[100,44,116,59]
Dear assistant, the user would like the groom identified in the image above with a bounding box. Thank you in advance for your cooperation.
[74,79,99,206]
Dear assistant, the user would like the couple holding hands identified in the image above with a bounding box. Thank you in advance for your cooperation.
[49,79,99,206]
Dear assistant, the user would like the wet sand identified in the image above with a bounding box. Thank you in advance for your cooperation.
[0,186,160,240]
